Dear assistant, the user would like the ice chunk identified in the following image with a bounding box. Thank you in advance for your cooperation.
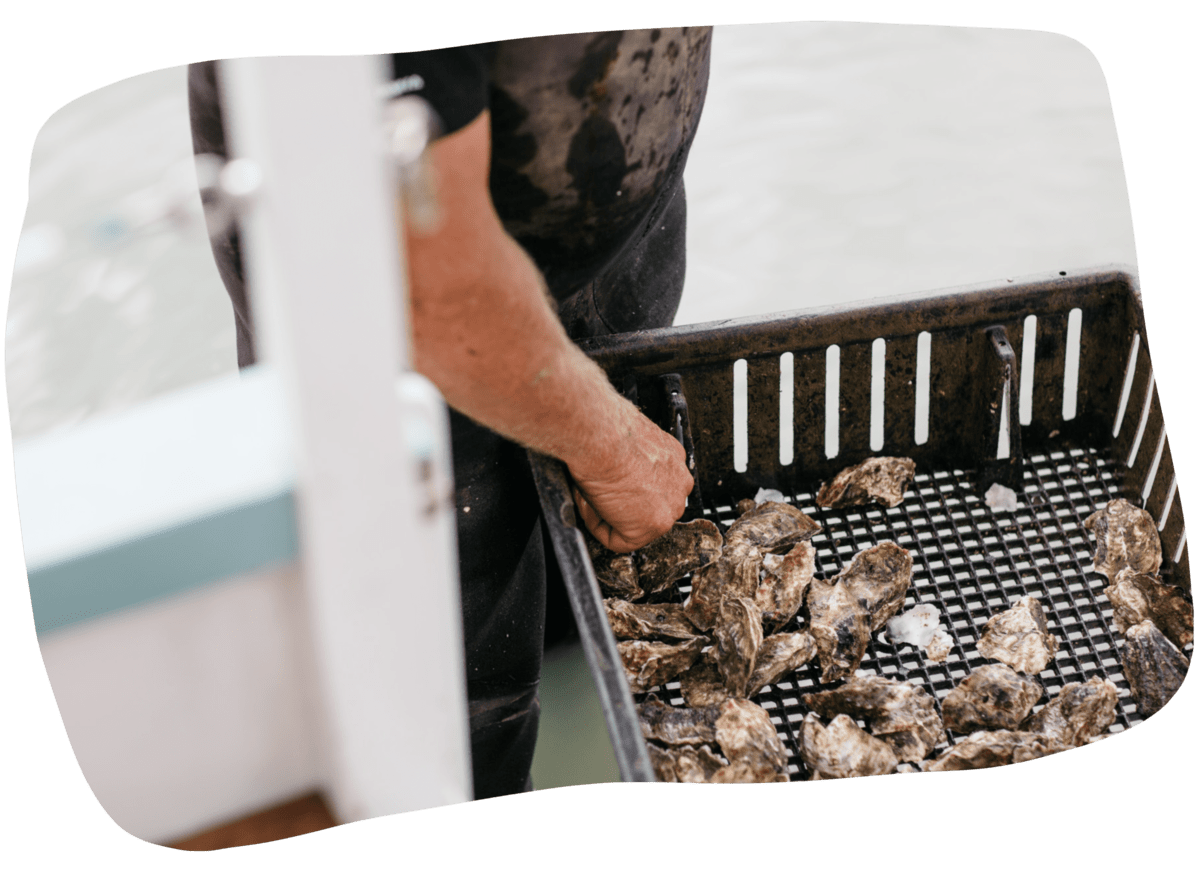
[754,487,786,505]
[886,603,942,648]
[985,483,1019,512]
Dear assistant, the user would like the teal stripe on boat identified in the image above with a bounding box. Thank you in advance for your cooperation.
[29,490,299,636]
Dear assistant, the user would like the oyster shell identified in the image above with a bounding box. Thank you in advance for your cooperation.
[679,651,730,708]
[1122,619,1190,717]
[799,713,899,780]
[638,697,720,746]
[707,760,787,783]
[802,674,945,763]
[588,536,641,600]
[637,519,724,596]
[747,632,818,697]
[712,596,764,698]
[618,637,706,693]
[925,629,953,662]
[834,541,913,632]
[942,664,1043,733]
[815,457,917,509]
[756,541,816,633]
[977,595,1060,674]
[683,545,762,631]
[604,599,701,642]
[648,742,728,783]
[714,698,790,782]
[1019,676,1117,746]
[925,729,1068,772]
[1105,568,1193,649]
[807,576,871,683]
[1084,498,1162,581]
[725,501,821,554]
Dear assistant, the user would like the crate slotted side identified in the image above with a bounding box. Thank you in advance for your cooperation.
[541,267,1190,780]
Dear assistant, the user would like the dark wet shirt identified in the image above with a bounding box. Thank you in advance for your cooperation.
[189,29,710,362]
[391,28,712,302]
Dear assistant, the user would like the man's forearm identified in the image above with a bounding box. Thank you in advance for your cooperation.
[409,228,639,478]
[403,111,639,480]
[402,110,692,551]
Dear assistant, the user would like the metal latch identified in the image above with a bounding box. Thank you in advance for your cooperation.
[975,325,1024,494]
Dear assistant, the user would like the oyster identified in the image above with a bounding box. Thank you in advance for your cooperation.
[588,536,641,600]
[925,629,953,662]
[756,541,817,632]
[708,761,784,783]
[1105,568,1193,649]
[747,632,818,697]
[637,519,724,596]
[680,651,730,708]
[648,742,728,783]
[712,596,764,698]
[977,595,1060,674]
[1122,619,1190,717]
[714,698,789,782]
[1084,498,1162,581]
[835,541,913,631]
[604,599,701,642]
[1019,676,1117,746]
[925,730,1067,772]
[648,742,681,782]
[684,547,762,631]
[725,501,821,554]
[736,498,757,515]
[807,577,871,683]
[815,457,917,509]
[799,713,899,780]
[638,697,720,746]
[802,674,945,763]
[618,637,705,693]
[941,664,1043,733]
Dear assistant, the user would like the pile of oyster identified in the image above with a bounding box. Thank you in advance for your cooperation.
[591,459,1190,783]
[593,457,934,782]
[1085,498,1193,717]
[796,591,1122,776]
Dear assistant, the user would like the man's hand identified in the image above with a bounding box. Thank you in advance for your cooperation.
[568,411,694,553]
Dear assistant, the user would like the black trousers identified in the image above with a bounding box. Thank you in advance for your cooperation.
[455,177,688,798]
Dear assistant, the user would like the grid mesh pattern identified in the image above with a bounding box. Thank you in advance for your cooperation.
[636,447,1174,780]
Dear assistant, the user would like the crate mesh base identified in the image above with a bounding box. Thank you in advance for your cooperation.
[638,447,1186,780]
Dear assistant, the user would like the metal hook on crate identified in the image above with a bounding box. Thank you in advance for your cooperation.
[975,325,1024,495]
[656,374,705,520]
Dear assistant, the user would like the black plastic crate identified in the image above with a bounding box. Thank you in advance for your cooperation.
[530,265,1189,781]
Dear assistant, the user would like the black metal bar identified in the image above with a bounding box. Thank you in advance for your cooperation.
[526,451,656,783]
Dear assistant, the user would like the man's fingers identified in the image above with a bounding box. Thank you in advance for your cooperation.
[573,487,652,553]
[573,488,615,549]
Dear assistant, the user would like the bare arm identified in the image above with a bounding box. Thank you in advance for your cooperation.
[403,110,693,552]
